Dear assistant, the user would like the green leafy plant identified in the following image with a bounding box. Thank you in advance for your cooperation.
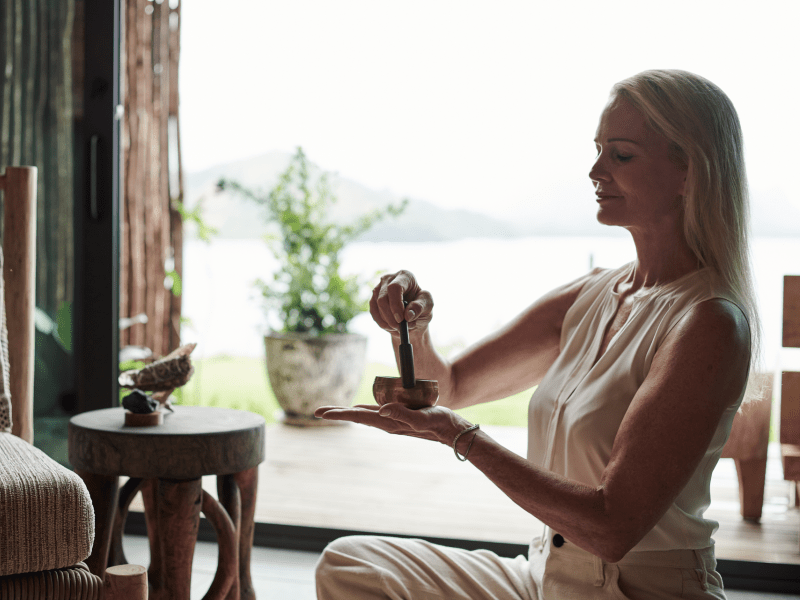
[218,147,406,335]
[175,196,219,243]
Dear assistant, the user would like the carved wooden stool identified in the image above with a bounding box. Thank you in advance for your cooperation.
[68,406,265,600]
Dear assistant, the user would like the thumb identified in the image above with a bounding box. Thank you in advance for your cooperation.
[405,290,432,324]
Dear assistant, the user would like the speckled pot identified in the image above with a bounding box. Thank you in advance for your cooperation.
[264,332,367,426]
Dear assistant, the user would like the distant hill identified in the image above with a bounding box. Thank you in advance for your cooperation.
[184,151,800,241]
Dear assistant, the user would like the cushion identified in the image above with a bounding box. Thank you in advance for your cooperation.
[0,249,11,434]
[0,432,95,576]
[0,562,102,598]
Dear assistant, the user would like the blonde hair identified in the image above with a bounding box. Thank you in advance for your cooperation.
[611,69,762,386]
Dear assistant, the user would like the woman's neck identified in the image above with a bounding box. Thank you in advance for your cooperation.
[626,226,700,292]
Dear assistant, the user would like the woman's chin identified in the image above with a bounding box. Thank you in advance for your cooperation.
[596,208,624,227]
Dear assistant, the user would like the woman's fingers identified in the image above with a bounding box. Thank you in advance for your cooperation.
[314,403,441,442]
[369,278,395,331]
[369,270,433,332]
[385,271,415,323]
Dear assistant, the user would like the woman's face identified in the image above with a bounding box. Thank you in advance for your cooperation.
[589,96,687,232]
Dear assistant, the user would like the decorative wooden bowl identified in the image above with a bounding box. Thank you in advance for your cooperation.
[124,410,164,427]
[372,376,439,409]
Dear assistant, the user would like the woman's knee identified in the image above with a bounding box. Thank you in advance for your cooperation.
[316,536,387,598]
[316,536,384,577]
[319,535,378,563]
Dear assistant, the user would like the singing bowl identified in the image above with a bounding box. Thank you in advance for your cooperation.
[372,376,439,409]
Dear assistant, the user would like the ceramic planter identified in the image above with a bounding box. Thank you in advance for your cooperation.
[264,332,367,426]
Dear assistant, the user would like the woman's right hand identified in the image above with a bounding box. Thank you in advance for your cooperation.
[369,270,434,336]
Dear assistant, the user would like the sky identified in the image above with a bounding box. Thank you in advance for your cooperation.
[178,0,800,222]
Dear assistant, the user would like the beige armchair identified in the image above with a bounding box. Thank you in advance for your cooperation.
[0,167,145,598]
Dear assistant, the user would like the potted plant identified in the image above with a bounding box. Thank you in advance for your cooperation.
[218,147,405,425]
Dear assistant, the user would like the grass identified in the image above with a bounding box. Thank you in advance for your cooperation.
[176,356,533,427]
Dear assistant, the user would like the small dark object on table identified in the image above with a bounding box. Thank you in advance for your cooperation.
[122,389,159,414]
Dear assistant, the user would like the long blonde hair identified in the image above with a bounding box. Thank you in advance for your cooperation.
[611,69,762,381]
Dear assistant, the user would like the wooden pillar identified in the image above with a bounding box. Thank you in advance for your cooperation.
[1,166,37,444]
[167,0,183,352]
[121,0,183,358]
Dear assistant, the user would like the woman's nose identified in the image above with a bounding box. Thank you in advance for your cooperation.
[589,156,610,183]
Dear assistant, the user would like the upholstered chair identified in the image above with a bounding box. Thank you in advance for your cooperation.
[0,166,145,598]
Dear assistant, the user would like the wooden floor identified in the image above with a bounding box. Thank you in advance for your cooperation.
[131,422,799,565]
[120,535,798,600]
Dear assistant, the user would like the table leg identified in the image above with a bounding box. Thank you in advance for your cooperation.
[202,489,238,600]
[218,474,242,600]
[234,467,259,600]
[75,470,119,580]
[152,478,202,600]
[109,477,145,566]
[140,478,163,593]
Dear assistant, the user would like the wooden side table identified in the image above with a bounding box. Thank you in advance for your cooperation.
[68,406,265,600]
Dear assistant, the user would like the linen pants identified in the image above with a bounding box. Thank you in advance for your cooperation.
[315,531,726,599]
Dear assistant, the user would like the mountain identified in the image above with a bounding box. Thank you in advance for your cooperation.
[183,151,800,242]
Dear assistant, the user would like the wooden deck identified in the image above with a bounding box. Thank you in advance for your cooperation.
[132,422,799,565]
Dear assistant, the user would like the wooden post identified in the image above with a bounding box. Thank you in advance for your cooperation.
[104,564,148,600]
[1,166,37,444]
[120,0,183,358]
[167,1,183,352]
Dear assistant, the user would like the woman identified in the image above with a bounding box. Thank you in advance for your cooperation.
[314,69,759,599]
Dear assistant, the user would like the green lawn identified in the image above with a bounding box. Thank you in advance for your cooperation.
[176,356,534,427]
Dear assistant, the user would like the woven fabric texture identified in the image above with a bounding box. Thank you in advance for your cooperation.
[0,432,95,577]
[0,561,102,599]
[0,249,11,434]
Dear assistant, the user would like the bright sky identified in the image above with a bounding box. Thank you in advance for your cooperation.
[179,0,800,220]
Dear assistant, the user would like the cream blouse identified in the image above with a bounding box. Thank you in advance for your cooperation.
[527,262,747,551]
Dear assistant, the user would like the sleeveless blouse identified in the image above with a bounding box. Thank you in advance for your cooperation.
[527,262,747,551]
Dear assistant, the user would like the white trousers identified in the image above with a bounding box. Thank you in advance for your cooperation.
[315,532,726,599]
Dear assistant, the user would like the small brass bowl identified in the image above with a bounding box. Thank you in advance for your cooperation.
[372,376,439,409]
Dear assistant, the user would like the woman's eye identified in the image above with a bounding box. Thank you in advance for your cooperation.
[615,154,632,162]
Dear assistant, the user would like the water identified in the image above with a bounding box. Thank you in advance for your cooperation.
[182,236,800,371]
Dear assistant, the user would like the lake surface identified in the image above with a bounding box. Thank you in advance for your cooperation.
[182,236,800,371]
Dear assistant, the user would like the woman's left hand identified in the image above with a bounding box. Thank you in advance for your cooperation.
[314,403,470,446]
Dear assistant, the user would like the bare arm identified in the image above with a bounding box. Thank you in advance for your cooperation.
[460,298,750,562]
[370,269,603,410]
[323,296,749,562]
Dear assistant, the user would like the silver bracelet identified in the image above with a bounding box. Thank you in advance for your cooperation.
[453,423,480,461]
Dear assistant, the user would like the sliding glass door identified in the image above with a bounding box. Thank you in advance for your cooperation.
[0,0,121,465]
